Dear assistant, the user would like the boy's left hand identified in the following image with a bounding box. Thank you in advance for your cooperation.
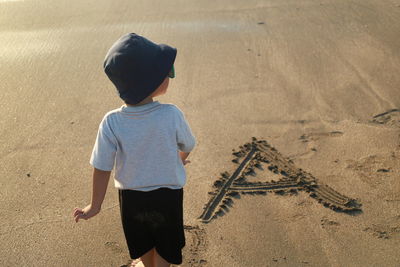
[73,204,100,223]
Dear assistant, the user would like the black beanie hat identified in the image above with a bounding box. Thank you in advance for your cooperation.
[103,33,177,104]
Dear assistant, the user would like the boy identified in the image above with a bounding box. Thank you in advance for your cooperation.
[73,33,196,267]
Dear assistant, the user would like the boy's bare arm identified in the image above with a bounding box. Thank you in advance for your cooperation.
[90,168,111,209]
[179,151,191,165]
[73,168,111,222]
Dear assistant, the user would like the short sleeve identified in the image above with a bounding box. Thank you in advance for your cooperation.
[90,115,117,171]
[175,107,196,153]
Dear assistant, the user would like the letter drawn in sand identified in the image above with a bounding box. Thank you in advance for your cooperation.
[199,138,362,223]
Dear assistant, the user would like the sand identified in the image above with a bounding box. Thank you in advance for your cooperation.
[1,0,400,266]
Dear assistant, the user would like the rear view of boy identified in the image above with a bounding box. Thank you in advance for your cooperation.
[73,33,196,267]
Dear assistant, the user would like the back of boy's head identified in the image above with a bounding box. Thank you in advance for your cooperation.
[103,33,177,105]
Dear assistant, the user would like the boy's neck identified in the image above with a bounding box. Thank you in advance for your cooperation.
[126,96,154,107]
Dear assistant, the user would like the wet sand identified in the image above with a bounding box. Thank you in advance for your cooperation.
[1,0,400,266]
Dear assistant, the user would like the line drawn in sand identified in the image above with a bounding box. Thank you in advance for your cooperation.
[371,109,400,126]
[199,137,362,223]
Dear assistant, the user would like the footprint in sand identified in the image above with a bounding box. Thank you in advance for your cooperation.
[320,216,340,230]
[299,131,344,143]
[288,131,344,160]
[384,192,400,203]
[104,241,123,254]
[182,225,208,267]
[346,154,397,188]
[363,215,400,240]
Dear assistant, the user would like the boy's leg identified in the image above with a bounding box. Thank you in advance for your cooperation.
[131,248,155,267]
[141,248,155,267]
[154,249,171,267]
[130,259,143,267]
[152,188,184,266]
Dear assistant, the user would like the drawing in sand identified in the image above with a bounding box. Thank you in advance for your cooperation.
[200,137,362,223]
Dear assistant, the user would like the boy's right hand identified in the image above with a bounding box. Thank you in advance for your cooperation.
[179,151,191,165]
[73,204,100,223]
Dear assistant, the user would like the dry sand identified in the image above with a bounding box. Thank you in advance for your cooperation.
[1,0,400,266]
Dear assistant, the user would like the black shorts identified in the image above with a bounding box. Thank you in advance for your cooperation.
[118,187,185,264]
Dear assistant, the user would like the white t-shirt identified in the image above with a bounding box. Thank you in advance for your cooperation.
[90,101,196,191]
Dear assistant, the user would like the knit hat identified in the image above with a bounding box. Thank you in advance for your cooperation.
[103,33,177,104]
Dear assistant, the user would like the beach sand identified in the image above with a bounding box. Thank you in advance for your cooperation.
[1,0,400,266]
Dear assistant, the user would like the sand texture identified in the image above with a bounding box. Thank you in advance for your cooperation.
[1,0,400,266]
